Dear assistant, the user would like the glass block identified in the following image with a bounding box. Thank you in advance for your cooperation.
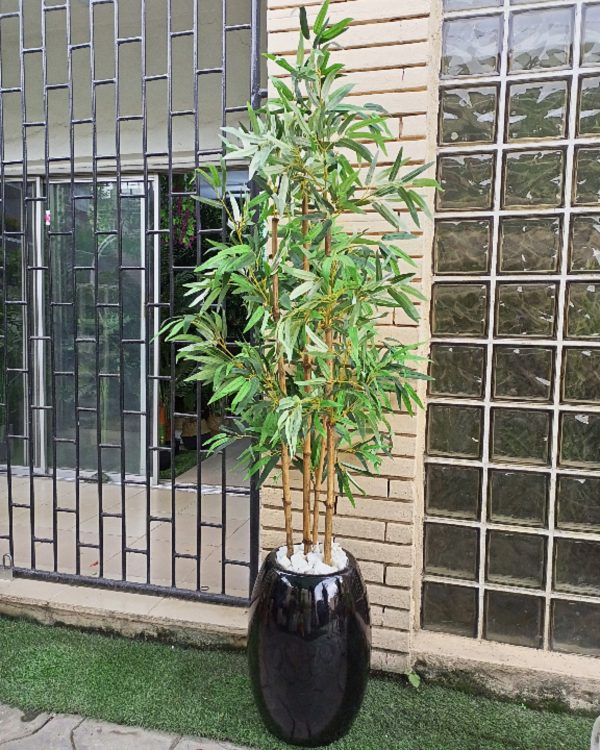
[559,412,600,468]
[503,150,564,208]
[554,538,600,595]
[557,475,600,532]
[578,76,600,135]
[491,408,551,465]
[437,153,495,211]
[495,283,557,337]
[439,87,498,145]
[445,0,501,9]
[562,348,600,403]
[441,15,502,78]
[565,282,600,338]
[428,404,483,458]
[429,344,486,397]
[434,219,491,274]
[424,522,479,580]
[499,216,561,273]
[488,469,548,527]
[431,283,488,337]
[487,530,546,588]
[485,591,544,648]
[421,582,478,638]
[569,214,600,272]
[581,4,600,67]
[426,464,481,520]
[551,600,600,656]
[573,147,600,205]
[493,346,554,401]
[509,8,573,72]
[507,80,568,141]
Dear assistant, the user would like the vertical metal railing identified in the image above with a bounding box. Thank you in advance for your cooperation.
[0,0,264,606]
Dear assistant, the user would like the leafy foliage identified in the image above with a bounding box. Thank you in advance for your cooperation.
[161,0,434,552]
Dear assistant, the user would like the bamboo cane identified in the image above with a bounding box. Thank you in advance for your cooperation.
[311,435,325,545]
[301,194,312,554]
[271,216,294,557]
[323,230,336,565]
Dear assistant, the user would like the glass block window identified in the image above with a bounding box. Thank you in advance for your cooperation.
[424,0,600,657]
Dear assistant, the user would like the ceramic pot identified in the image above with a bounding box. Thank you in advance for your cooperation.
[247,549,371,746]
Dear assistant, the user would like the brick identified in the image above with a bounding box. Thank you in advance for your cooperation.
[400,114,428,138]
[269,19,429,55]
[385,564,413,587]
[367,583,410,608]
[392,434,418,457]
[357,560,385,584]
[388,412,419,435]
[382,607,411,630]
[386,523,414,545]
[268,0,431,28]
[338,497,412,523]
[334,516,386,541]
[371,649,411,673]
[388,481,417,503]
[379,456,417,478]
[373,627,410,652]
[344,538,413,565]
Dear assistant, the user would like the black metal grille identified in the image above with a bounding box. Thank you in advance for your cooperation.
[0,0,264,605]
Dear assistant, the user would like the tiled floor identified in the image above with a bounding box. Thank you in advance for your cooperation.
[0,465,252,599]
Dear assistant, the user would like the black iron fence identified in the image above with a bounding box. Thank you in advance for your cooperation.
[0,0,265,605]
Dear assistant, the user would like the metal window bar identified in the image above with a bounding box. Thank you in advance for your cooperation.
[0,0,265,607]
[426,0,600,652]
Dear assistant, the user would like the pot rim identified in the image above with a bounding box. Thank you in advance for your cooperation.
[267,547,355,579]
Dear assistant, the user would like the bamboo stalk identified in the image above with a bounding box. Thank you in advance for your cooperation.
[301,194,312,554]
[271,216,293,557]
[311,434,325,545]
[323,230,336,566]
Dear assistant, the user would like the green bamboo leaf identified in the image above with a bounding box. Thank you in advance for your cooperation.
[299,6,310,39]
[313,0,330,35]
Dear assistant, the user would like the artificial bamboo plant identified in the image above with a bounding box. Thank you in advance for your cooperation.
[162,1,433,567]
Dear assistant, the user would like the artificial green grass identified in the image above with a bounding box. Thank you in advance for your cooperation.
[0,616,594,750]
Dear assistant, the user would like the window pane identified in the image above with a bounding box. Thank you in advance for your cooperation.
[503,150,564,208]
[432,283,488,337]
[428,404,483,458]
[578,75,600,135]
[439,86,498,145]
[487,530,546,588]
[551,600,600,656]
[556,475,600,532]
[485,591,544,648]
[424,523,479,579]
[437,153,495,210]
[507,80,568,141]
[495,283,557,337]
[429,344,486,397]
[434,219,491,274]
[426,464,481,520]
[569,214,600,272]
[554,538,600,595]
[499,216,561,274]
[422,582,478,637]
[573,147,600,205]
[562,348,600,403]
[559,412,600,468]
[581,4,600,67]
[442,15,502,78]
[488,469,549,527]
[565,282,600,338]
[509,8,573,72]
[493,346,553,401]
[491,408,551,465]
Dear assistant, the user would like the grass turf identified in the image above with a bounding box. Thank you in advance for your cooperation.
[0,616,594,750]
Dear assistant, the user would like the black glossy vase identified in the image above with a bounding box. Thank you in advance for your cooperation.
[247,549,371,747]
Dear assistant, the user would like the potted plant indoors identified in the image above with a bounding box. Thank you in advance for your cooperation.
[162,2,432,745]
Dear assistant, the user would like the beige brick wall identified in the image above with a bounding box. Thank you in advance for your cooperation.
[263,0,440,674]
